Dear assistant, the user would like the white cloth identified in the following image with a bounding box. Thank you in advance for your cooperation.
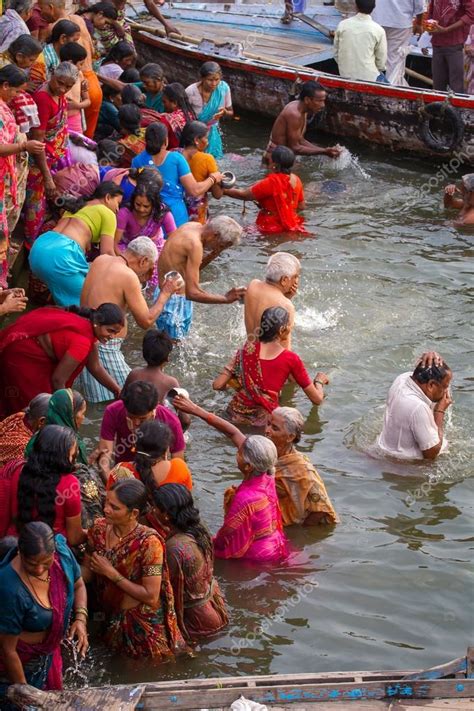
[230,697,268,711]
[377,372,442,460]
[334,13,388,82]
[384,26,412,85]
[372,0,425,29]
[185,81,232,116]
[0,9,30,53]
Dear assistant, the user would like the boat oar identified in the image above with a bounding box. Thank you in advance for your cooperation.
[292,13,335,39]
[405,66,433,86]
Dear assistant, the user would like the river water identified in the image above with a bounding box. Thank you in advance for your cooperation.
[79,118,474,687]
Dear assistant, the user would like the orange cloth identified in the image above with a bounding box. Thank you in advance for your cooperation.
[275,451,338,527]
[107,458,193,491]
[188,151,218,224]
[82,69,102,138]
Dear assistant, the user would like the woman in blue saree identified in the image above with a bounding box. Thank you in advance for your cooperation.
[0,522,88,704]
[185,62,233,159]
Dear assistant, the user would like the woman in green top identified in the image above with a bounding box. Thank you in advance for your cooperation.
[29,182,123,307]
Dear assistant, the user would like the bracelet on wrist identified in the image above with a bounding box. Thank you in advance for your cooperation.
[314,379,325,387]
[434,409,446,414]
[75,606,88,617]
[112,574,125,585]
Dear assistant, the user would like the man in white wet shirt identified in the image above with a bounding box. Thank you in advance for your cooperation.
[377,352,453,461]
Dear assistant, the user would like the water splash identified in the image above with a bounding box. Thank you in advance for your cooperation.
[294,306,341,333]
[321,147,371,180]
[62,638,89,688]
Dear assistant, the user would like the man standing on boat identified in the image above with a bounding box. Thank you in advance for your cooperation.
[426,0,474,94]
[371,0,424,86]
[263,81,342,164]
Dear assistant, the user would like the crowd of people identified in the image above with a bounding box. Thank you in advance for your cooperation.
[0,0,461,703]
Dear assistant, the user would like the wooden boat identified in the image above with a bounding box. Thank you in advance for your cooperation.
[7,647,474,709]
[128,5,474,165]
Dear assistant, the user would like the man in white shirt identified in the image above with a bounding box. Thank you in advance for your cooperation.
[372,0,424,85]
[377,354,453,461]
[334,0,388,82]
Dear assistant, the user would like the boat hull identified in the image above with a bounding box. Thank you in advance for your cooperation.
[133,29,474,164]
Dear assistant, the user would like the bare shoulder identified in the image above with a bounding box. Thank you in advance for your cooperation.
[247,278,263,293]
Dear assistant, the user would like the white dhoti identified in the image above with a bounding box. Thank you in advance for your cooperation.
[383,27,413,86]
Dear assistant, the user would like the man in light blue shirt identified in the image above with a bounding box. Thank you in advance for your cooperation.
[371,0,425,85]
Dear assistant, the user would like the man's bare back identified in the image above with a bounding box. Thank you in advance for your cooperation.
[158,222,203,294]
[245,279,295,342]
[81,255,135,311]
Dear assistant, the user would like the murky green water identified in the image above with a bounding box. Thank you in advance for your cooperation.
[79,118,474,686]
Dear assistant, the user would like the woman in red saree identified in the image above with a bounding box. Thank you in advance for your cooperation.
[149,484,228,643]
[0,522,88,700]
[213,307,328,427]
[160,82,195,149]
[0,303,124,416]
[87,479,189,659]
[24,63,77,247]
[224,145,307,234]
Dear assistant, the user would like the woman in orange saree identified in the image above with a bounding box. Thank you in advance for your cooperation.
[224,145,307,234]
[87,479,189,660]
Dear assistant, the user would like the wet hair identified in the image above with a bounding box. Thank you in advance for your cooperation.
[119,67,140,83]
[142,329,173,367]
[47,19,80,44]
[61,180,123,213]
[0,535,19,560]
[271,146,295,175]
[17,425,77,529]
[96,138,122,165]
[134,166,163,191]
[133,420,172,490]
[163,82,195,122]
[121,381,159,416]
[299,80,326,100]
[110,479,148,515]
[206,215,242,246]
[121,83,145,106]
[24,393,51,424]
[18,522,55,557]
[461,174,474,192]
[102,83,121,102]
[412,360,451,385]
[9,0,33,14]
[118,103,141,136]
[152,484,213,559]
[140,62,164,81]
[241,435,278,476]
[7,34,42,60]
[52,61,79,83]
[273,406,305,444]
[0,63,27,87]
[67,302,125,327]
[356,0,376,12]
[145,121,168,154]
[103,40,135,67]
[59,41,87,65]
[199,61,221,77]
[130,181,166,222]
[77,2,118,19]
[126,235,158,262]
[259,306,290,343]
[179,120,208,148]
[265,251,300,282]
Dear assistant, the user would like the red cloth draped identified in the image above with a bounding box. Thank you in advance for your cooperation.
[251,173,307,234]
[226,341,279,425]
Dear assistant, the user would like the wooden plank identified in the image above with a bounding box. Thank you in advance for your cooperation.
[142,679,474,709]
[8,683,145,710]
[403,655,468,681]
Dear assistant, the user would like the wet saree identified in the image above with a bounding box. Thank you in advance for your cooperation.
[214,474,288,563]
[275,451,339,527]
[88,519,189,659]
[251,173,307,234]
[197,81,230,159]
[226,341,279,427]
[0,534,78,699]
[164,532,228,643]
[118,128,147,167]
[160,109,187,149]
[24,88,71,247]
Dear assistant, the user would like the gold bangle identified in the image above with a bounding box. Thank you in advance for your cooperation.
[75,606,88,617]
[112,574,125,585]
[314,379,325,387]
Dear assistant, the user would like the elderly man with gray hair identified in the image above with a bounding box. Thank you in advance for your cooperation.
[78,236,180,402]
[156,216,246,340]
[444,174,474,227]
[265,407,338,527]
[245,251,300,349]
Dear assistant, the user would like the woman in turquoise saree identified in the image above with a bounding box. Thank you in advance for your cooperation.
[185,61,233,160]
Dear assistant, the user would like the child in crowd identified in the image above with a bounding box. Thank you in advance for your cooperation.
[59,43,91,133]
[96,84,122,139]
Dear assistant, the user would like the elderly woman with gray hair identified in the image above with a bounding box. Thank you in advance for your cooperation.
[173,395,288,563]
[265,407,338,527]
[0,0,33,54]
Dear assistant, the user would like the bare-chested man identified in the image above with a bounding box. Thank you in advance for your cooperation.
[245,252,301,349]
[156,215,246,340]
[263,80,342,164]
[78,236,177,402]
[444,173,474,227]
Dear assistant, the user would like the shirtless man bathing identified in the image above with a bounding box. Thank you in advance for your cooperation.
[263,80,342,164]
[156,215,246,340]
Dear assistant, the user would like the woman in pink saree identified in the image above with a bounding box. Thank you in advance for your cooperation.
[172,396,288,564]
